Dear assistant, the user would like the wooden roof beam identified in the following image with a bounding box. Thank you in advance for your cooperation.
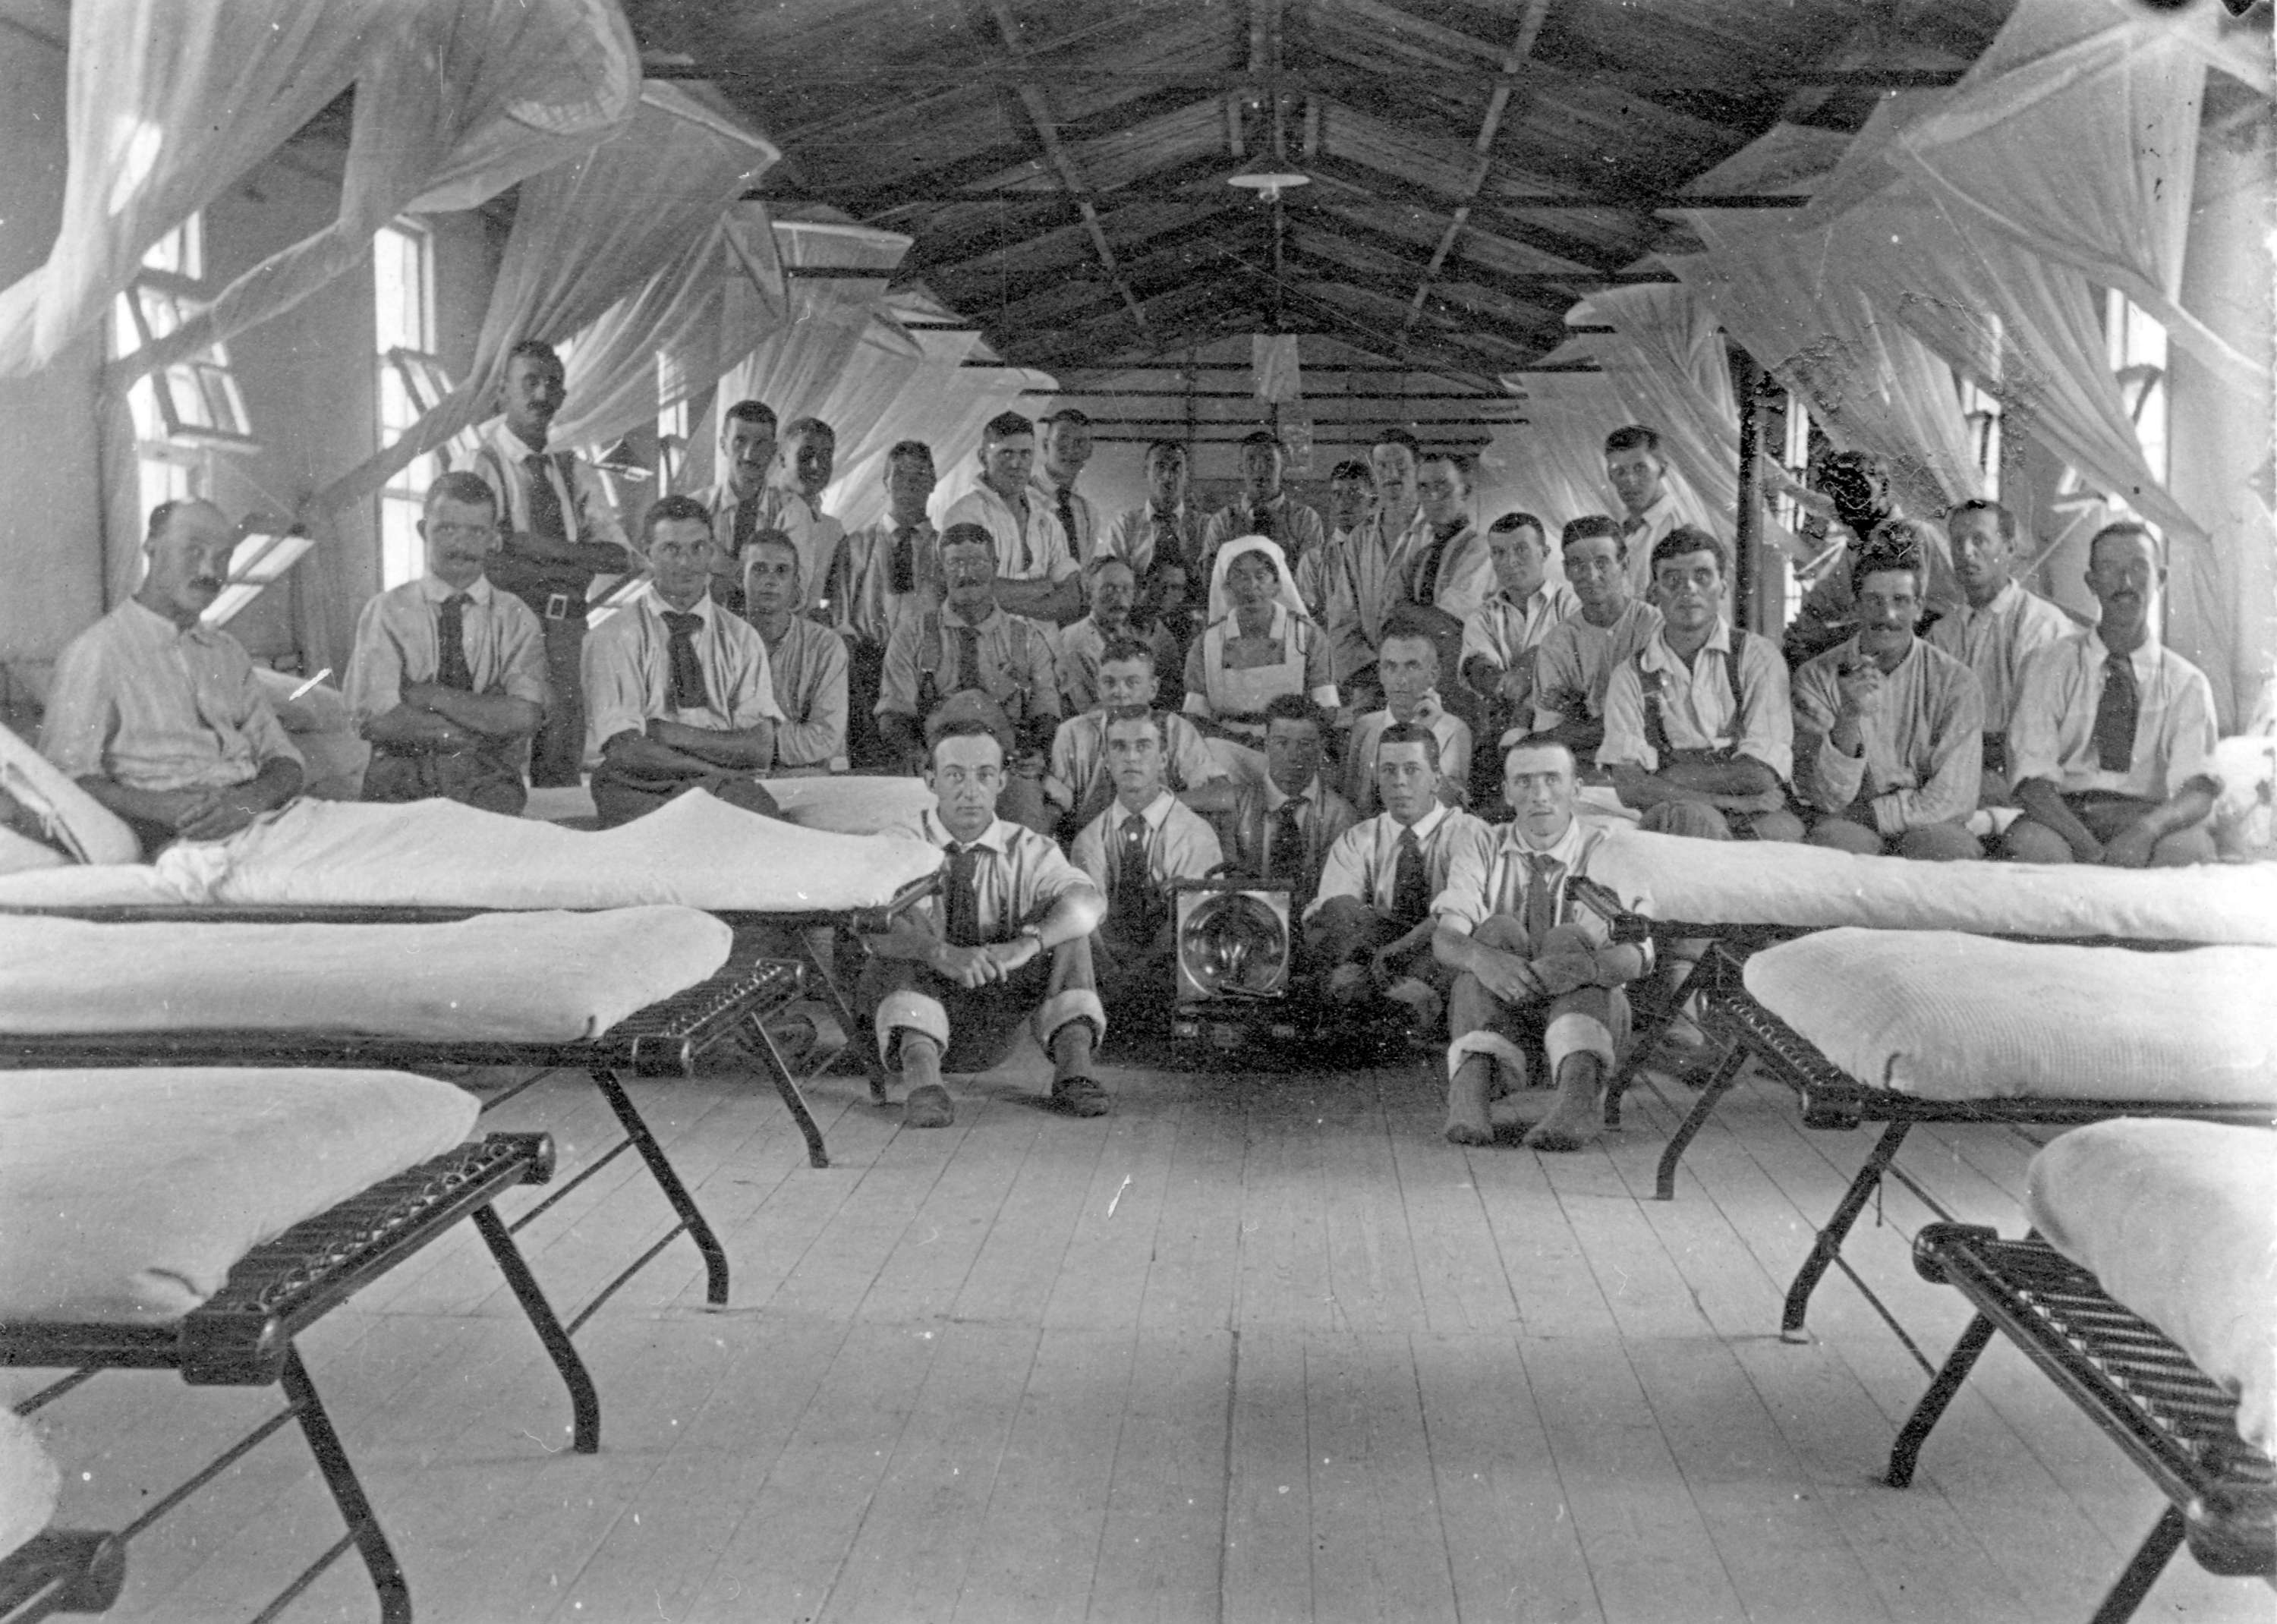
[1395,0,1553,357]
[648,63,1965,93]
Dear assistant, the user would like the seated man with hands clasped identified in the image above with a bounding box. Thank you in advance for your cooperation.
[40,498,303,854]
[861,714,1110,1128]
[581,494,783,828]
[346,471,547,815]
[1435,738,1649,1152]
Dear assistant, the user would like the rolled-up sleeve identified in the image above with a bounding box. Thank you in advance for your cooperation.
[494,600,551,707]
[1734,637,1794,782]
[581,621,654,754]
[342,598,405,731]
[1596,659,1653,772]
[1790,655,1863,814]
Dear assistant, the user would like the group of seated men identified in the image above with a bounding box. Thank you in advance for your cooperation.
[25,339,2233,1151]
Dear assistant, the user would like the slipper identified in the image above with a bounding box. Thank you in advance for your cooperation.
[1050,1075,1110,1118]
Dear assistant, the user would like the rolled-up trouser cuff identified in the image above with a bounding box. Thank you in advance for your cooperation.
[1447,1030,1530,1089]
[1544,1007,1617,1075]
[877,989,950,1065]
[1033,987,1106,1051]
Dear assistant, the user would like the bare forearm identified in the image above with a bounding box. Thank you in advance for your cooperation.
[2144,781,2218,840]
[1033,889,1106,946]
[864,921,950,965]
[995,577,1079,624]
[416,687,541,740]
[361,707,471,751]
[2015,778,2098,857]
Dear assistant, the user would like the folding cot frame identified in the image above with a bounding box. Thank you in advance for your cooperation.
[2,1131,590,1624]
[1664,940,2275,1338]
[0,921,820,1333]
[1888,1222,2276,1624]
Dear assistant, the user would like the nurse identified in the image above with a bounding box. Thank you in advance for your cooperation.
[1181,536,1340,785]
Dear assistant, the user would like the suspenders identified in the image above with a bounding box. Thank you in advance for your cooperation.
[1641,634,1749,761]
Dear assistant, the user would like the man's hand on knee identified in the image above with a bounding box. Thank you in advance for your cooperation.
[1469,946,1542,1006]
[931,941,997,989]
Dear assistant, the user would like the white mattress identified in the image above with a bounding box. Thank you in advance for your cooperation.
[0,788,941,914]
[0,907,732,1043]
[2027,1120,2277,1456]
[525,773,937,836]
[1589,826,2277,946]
[1742,928,2277,1105]
[0,1068,478,1323]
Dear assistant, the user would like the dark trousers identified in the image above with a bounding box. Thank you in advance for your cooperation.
[361,747,527,817]
[845,637,890,770]
[588,761,781,829]
[529,613,587,788]
[862,936,1100,1073]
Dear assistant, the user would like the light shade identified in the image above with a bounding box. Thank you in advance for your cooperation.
[1175,882,1291,1002]
[1227,162,1310,203]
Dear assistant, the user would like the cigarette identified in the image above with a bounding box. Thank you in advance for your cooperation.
[288,669,332,702]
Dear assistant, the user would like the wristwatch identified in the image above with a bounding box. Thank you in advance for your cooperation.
[1018,923,1047,947]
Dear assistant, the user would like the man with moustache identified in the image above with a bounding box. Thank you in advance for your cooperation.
[1057,554,1141,716]
[345,472,547,814]
[1789,533,1985,859]
[2000,522,2222,867]
[41,499,303,852]
[466,338,637,786]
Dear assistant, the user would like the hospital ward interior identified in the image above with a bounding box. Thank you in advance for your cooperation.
[1,0,2275,1619]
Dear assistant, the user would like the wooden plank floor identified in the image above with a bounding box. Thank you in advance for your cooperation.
[10,1044,2269,1623]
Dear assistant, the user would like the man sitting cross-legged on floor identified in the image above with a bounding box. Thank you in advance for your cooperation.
[1047,637,1230,835]
[1999,521,2222,868]
[1346,618,1474,816]
[582,494,783,828]
[1789,524,1985,859]
[347,471,548,815]
[40,498,304,855]
[1072,708,1226,1024]
[1435,738,1651,1151]
[1225,693,1359,917]
[1598,526,1804,844]
[861,715,1109,1128]
[1305,722,1494,1033]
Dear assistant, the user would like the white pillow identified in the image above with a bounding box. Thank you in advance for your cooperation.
[1742,928,2277,1104]
[0,1069,479,1323]
[2027,1121,2277,1456]
[0,722,139,865]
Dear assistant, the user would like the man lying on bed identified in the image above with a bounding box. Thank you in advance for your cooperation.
[582,494,784,829]
[39,499,304,856]
[345,471,547,816]
[860,713,1109,1128]
[1999,522,2222,869]
[1788,524,1984,860]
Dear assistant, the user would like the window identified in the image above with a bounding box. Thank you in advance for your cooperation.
[1960,377,2002,499]
[114,215,254,451]
[2105,289,2169,485]
[1777,391,1817,628]
[112,216,217,527]
[373,222,439,588]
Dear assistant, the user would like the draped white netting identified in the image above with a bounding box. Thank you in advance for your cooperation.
[109,0,640,391]
[309,82,778,521]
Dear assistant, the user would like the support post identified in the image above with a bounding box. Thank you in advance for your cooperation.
[1731,345,1766,632]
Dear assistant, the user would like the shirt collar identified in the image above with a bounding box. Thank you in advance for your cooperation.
[927,808,1013,854]
[1116,789,1177,830]
[1390,802,1449,845]
[124,598,216,644]
[645,587,715,625]
[1645,616,1733,667]
[418,574,493,606]
[942,599,1001,631]
[1144,501,1187,523]
[2086,627,2160,678]
[1500,812,1589,864]
[1258,773,1321,814]
[484,415,549,458]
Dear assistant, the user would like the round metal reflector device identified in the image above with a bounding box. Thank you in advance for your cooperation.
[1177,890,1289,998]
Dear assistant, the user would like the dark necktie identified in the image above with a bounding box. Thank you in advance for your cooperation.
[944,842,981,946]
[524,452,568,543]
[732,493,759,555]
[890,524,917,594]
[1268,795,1307,884]
[953,620,983,691]
[2092,651,2139,773]
[661,610,709,711]
[1415,522,1461,606]
[1250,504,1274,541]
[1521,853,1558,954]
[1390,826,1429,927]
[1114,813,1155,930]
[1057,486,1082,556]
[434,593,474,691]
[1153,513,1177,570]
[1621,515,1646,543]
